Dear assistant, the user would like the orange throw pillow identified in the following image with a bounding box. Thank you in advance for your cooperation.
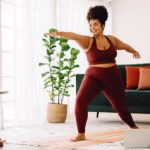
[125,66,150,89]
[126,66,139,89]
[138,68,150,90]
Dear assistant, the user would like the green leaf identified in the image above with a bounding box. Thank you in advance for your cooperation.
[48,49,55,55]
[44,84,51,89]
[61,42,70,51]
[68,59,74,66]
[66,79,70,83]
[60,37,68,43]
[70,74,76,78]
[43,43,51,48]
[54,86,59,90]
[52,79,56,85]
[50,45,57,49]
[44,56,52,62]
[44,77,51,82]
[71,48,80,55]
[49,28,58,33]
[62,66,70,70]
[44,80,51,87]
[49,91,55,98]
[58,61,63,68]
[60,74,65,79]
[64,58,69,61]
[67,84,74,88]
[52,66,60,69]
[59,51,65,58]
[54,38,60,42]
[63,93,70,97]
[39,63,47,66]
[42,38,49,44]
[71,56,77,61]
[71,64,80,69]
[47,49,55,56]
[41,71,49,77]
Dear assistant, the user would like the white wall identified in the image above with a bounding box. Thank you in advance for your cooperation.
[111,0,150,64]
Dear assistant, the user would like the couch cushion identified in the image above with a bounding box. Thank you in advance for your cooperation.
[125,66,150,89]
[126,66,139,89]
[125,90,150,106]
[138,68,150,90]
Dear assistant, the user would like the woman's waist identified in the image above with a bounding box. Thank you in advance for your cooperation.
[86,63,119,78]
[89,63,116,68]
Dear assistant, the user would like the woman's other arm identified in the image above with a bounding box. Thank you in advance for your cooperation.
[108,35,141,59]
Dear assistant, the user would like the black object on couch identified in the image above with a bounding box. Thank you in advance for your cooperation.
[76,63,150,118]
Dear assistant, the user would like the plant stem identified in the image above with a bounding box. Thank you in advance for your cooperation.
[57,54,62,104]
[61,68,71,104]
[48,56,54,102]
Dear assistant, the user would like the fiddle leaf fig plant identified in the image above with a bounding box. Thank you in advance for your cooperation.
[39,28,80,104]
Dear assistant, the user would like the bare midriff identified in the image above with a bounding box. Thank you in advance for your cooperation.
[89,63,116,68]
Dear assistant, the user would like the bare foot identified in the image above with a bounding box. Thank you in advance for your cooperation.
[71,133,85,142]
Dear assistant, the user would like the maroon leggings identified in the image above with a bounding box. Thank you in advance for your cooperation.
[75,65,136,133]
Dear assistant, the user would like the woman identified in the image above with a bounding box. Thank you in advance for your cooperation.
[46,6,140,142]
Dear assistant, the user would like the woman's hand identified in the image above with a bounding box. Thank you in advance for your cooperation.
[133,51,141,59]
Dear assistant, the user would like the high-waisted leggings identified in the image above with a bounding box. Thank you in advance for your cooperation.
[75,65,136,133]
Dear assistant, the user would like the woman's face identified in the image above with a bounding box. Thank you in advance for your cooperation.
[89,19,104,36]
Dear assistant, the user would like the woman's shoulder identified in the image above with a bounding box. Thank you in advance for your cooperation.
[106,35,116,45]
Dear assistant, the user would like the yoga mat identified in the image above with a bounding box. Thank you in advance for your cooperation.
[7,128,128,150]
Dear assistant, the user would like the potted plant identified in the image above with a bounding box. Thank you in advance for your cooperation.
[39,28,80,123]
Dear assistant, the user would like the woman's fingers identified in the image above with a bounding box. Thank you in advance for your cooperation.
[133,52,141,59]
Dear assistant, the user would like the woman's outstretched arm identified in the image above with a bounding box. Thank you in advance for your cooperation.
[108,35,141,59]
[46,31,92,52]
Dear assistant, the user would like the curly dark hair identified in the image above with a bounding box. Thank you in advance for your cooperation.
[87,6,108,26]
